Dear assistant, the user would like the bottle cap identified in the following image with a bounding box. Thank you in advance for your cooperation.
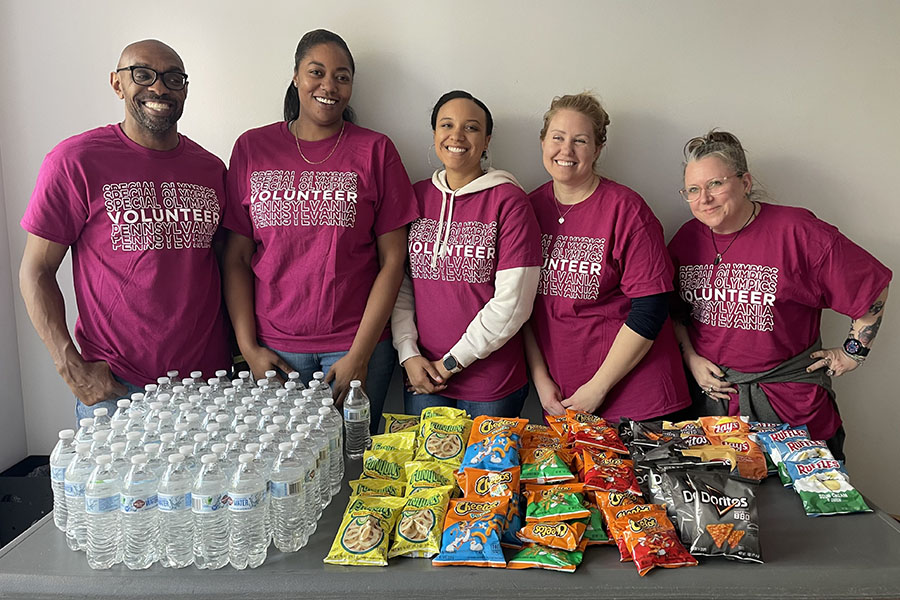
[194,433,208,442]
[58,429,75,439]
[157,377,170,385]
[131,393,144,402]
[321,398,334,407]
[132,453,147,464]
[290,407,302,416]
[179,445,194,457]
[93,407,108,417]
[259,433,275,443]
[318,407,330,415]
[126,432,142,441]
[172,385,185,393]
[92,431,106,441]
[79,418,94,427]
[167,370,179,378]
[313,371,324,380]
[290,432,303,442]
[296,424,311,434]
[117,399,131,408]
[199,386,211,394]
[168,453,184,464]
[211,443,227,454]
[157,394,171,403]
[239,453,254,464]
[111,442,126,452]
[350,380,362,388]
[207,378,218,386]
[191,371,203,379]
[245,443,260,453]
[159,411,172,420]
[265,370,277,378]
[216,369,228,378]
[235,424,250,434]
[272,416,286,424]
[160,433,175,442]
[76,442,92,453]
[288,371,300,380]
[143,443,158,454]
[225,433,240,443]
[302,389,315,397]
[279,442,293,452]
[306,416,319,424]
[200,453,217,464]
[145,384,158,392]
[96,455,112,465]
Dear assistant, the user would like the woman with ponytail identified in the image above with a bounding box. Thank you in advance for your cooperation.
[222,30,417,430]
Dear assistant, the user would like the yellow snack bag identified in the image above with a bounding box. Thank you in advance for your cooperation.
[405,461,459,495]
[388,486,453,558]
[348,478,406,497]
[362,448,413,481]
[414,417,473,468]
[370,431,417,453]
[324,495,406,566]
[418,407,470,437]
[383,413,420,434]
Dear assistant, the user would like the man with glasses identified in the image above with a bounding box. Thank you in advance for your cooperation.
[20,40,230,421]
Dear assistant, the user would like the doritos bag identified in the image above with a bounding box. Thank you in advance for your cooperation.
[686,469,763,563]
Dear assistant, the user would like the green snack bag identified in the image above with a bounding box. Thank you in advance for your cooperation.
[506,544,583,572]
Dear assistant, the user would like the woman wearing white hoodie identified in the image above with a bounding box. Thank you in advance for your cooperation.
[391,91,542,418]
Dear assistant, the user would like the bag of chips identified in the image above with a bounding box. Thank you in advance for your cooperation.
[686,469,763,563]
[458,416,527,473]
[388,486,453,558]
[596,490,644,524]
[699,416,750,438]
[432,498,508,567]
[348,478,406,497]
[516,520,587,551]
[546,414,570,440]
[663,419,712,448]
[709,435,767,482]
[414,416,473,468]
[576,502,611,547]
[784,458,871,516]
[362,448,412,481]
[582,453,642,495]
[383,413,420,434]
[567,411,628,454]
[524,483,591,522]
[608,503,667,561]
[520,446,575,484]
[621,506,698,576]
[458,467,523,549]
[419,407,470,436]
[370,431,417,453]
[506,544,583,573]
[324,495,406,566]
[405,461,459,495]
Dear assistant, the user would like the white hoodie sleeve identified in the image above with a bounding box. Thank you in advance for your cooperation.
[390,273,421,364]
[449,266,541,368]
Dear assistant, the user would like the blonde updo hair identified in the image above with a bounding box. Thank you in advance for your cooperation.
[539,92,610,148]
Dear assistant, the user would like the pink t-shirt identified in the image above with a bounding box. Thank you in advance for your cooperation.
[668,202,892,439]
[22,124,230,385]
[529,178,691,421]
[408,179,543,401]
[223,122,417,352]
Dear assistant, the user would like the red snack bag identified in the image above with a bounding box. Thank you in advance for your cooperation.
[622,506,698,576]
[582,452,642,496]
[567,411,628,454]
[609,503,665,562]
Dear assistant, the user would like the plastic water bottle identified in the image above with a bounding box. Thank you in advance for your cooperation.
[319,403,344,494]
[343,380,370,459]
[108,420,127,447]
[92,407,111,431]
[179,445,199,478]
[111,399,131,426]
[85,454,121,569]
[120,454,159,570]
[228,453,268,569]
[308,416,332,508]
[158,453,194,568]
[270,441,308,552]
[110,442,129,476]
[264,369,282,391]
[192,454,229,569]
[49,429,76,531]
[299,423,326,518]
[75,418,95,443]
[89,430,112,460]
[290,431,320,536]
[144,443,166,479]
[124,409,144,434]
[64,442,94,551]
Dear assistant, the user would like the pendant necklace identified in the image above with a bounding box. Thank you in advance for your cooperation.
[554,176,600,224]
[711,201,757,265]
[291,120,345,165]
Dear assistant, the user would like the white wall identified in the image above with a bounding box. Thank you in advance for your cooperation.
[2,1,898,509]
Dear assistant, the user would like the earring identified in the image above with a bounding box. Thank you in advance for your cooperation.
[481,149,493,171]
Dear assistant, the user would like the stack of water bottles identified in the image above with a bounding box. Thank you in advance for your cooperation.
[49,368,371,570]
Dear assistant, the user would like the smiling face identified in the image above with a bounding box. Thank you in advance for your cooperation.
[541,109,601,188]
[293,42,353,133]
[683,156,754,233]
[433,97,490,187]
[112,40,186,137]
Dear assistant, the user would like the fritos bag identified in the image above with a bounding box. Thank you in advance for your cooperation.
[507,544,583,573]
[432,497,508,568]
[414,417,473,468]
[324,495,405,566]
[524,483,590,522]
[348,478,405,497]
[686,468,763,563]
[622,506,698,576]
[388,487,453,558]
[383,413,420,434]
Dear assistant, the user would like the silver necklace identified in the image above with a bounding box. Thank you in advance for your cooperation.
[554,176,599,224]
[291,120,345,165]
[711,201,757,265]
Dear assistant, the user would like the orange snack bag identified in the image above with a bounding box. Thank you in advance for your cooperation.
[622,506,698,576]
[516,520,587,551]
[710,435,767,482]
[699,416,750,438]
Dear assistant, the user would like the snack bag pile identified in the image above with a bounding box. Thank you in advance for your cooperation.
[324,408,471,566]
[755,423,871,517]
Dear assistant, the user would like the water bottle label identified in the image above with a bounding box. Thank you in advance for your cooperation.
[85,493,120,514]
[158,492,191,512]
[344,406,370,422]
[51,466,68,483]
[192,493,224,513]
[270,479,303,498]
[64,481,85,498]
[228,490,264,511]
[120,493,158,513]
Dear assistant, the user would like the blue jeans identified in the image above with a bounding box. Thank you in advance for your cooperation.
[272,338,396,435]
[74,374,144,423]
[403,383,529,419]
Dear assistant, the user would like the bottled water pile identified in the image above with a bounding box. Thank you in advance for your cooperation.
[54,368,338,569]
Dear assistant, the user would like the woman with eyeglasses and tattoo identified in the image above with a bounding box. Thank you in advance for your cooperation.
[523,93,691,423]
[222,30,417,431]
[668,130,891,458]
[391,90,542,418]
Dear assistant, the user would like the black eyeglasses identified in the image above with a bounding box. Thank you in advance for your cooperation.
[116,66,188,90]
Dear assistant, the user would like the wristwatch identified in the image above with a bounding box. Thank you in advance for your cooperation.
[842,338,870,359]
[442,353,463,374]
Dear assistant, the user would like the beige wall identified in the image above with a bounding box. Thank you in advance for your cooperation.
[1,1,898,509]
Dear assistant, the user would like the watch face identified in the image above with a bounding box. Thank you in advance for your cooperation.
[443,356,458,371]
[845,339,862,354]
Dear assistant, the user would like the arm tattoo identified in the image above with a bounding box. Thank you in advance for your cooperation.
[858,316,883,346]
[868,300,885,315]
